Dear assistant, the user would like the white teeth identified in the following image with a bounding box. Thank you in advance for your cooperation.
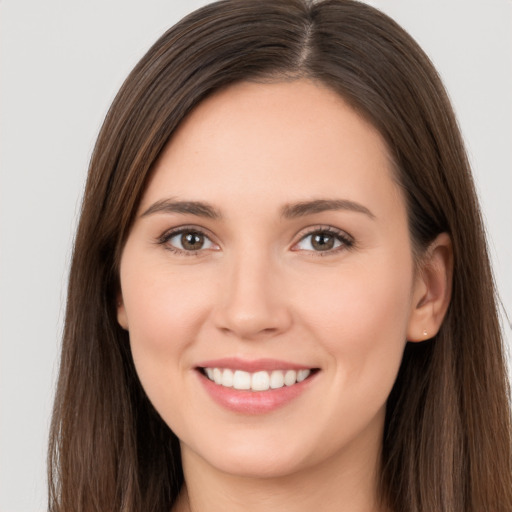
[297,369,311,382]
[203,367,313,391]
[221,368,234,387]
[213,368,222,385]
[284,370,297,386]
[270,370,285,389]
[233,370,251,390]
[251,371,270,391]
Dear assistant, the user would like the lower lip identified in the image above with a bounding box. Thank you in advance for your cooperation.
[197,370,317,414]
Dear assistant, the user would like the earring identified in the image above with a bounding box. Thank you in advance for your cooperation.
[422,329,428,337]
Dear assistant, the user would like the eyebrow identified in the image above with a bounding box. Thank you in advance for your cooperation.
[140,197,375,221]
[281,199,375,220]
[140,199,222,219]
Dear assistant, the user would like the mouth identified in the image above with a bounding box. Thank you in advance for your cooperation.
[194,357,320,413]
[199,367,317,391]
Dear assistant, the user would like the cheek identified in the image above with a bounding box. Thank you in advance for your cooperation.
[120,261,215,405]
[122,259,214,337]
[295,254,413,390]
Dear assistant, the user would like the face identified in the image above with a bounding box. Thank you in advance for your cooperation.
[118,80,423,479]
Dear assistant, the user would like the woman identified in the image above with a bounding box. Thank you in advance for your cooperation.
[48,1,512,511]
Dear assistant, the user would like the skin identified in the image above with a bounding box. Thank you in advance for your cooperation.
[117,80,452,512]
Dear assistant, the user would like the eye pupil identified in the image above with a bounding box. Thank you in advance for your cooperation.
[311,233,335,251]
[181,232,204,250]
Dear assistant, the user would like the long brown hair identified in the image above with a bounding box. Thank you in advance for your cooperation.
[48,1,512,511]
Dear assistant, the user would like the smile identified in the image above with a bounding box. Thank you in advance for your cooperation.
[202,367,312,391]
[195,358,319,413]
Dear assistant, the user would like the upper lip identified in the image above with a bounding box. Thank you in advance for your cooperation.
[196,357,317,373]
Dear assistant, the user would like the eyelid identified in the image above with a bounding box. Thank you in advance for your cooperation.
[290,225,354,254]
[155,224,353,256]
[157,225,220,255]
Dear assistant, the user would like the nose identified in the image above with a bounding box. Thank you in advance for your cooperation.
[213,249,292,340]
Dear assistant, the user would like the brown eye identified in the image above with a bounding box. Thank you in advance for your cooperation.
[311,233,335,251]
[293,229,352,253]
[181,232,205,250]
[165,230,217,253]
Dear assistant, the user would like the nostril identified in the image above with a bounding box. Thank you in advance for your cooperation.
[214,308,292,340]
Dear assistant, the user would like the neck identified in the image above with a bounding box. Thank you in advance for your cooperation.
[173,422,387,512]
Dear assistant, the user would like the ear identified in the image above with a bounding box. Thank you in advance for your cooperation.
[116,293,129,331]
[407,233,453,341]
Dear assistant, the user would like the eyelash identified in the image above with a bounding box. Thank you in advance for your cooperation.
[157,226,218,257]
[157,225,354,257]
[292,225,354,256]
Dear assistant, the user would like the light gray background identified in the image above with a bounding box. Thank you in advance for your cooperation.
[1,1,510,510]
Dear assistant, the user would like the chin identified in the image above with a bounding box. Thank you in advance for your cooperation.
[182,434,313,479]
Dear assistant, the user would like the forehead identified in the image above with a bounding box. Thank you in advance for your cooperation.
[141,79,403,219]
